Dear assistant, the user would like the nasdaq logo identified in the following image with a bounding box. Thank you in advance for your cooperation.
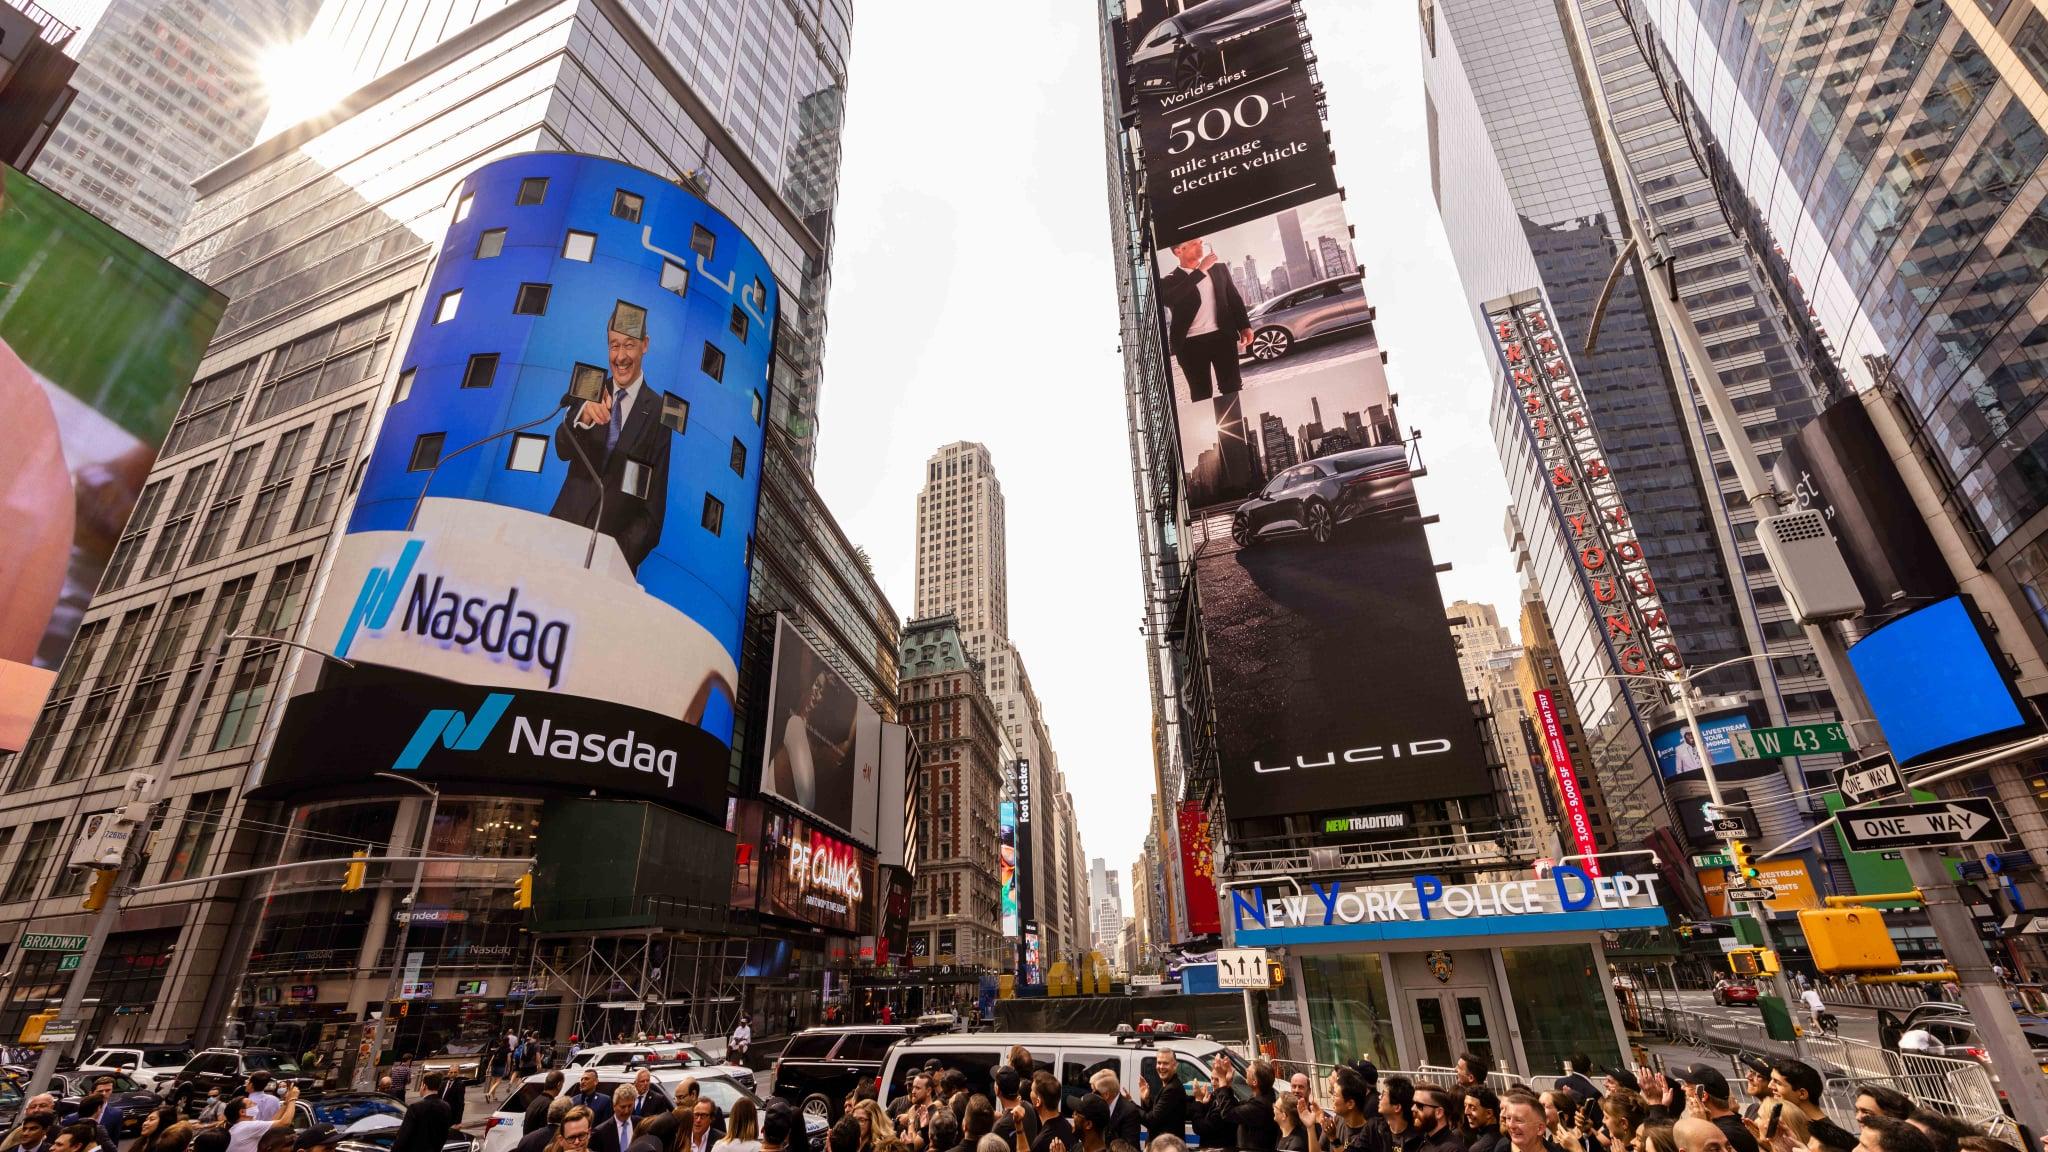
[393,693,514,771]
[337,540,423,658]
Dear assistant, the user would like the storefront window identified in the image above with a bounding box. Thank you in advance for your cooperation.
[1501,944,1621,1075]
[1301,954,1397,1069]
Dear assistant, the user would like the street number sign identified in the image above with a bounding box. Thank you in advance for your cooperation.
[57,953,81,972]
[1693,852,1731,868]
[1837,798,2007,851]
[1837,753,1906,806]
[1730,723,1851,759]
[1216,947,1272,989]
[20,933,87,951]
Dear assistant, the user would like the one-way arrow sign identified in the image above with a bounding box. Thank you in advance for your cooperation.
[1837,798,2007,852]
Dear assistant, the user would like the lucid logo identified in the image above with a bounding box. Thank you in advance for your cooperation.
[336,539,572,687]
[1254,739,1453,773]
[393,692,512,770]
[390,692,680,786]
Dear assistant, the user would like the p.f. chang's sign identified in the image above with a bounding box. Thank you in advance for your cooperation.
[788,828,864,907]
[1487,292,1679,678]
[762,811,872,934]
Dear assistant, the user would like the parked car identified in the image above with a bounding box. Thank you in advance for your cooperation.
[769,1026,921,1121]
[876,1028,1246,1138]
[52,1071,161,1135]
[562,1043,753,1091]
[1128,0,1293,93]
[1881,1003,2048,1089]
[480,1067,808,1152]
[1712,979,1759,1007]
[1242,273,1373,362]
[76,1046,193,1085]
[160,1048,313,1115]
[1230,445,1416,547]
[284,1093,475,1152]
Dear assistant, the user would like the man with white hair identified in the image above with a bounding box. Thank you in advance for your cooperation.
[1089,1069,1141,1148]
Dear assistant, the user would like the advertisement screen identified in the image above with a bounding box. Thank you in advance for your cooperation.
[0,165,226,749]
[1119,5,1486,819]
[760,809,874,934]
[1532,690,1600,876]
[1650,711,1753,778]
[999,793,1020,937]
[276,153,773,811]
[762,614,881,839]
[1849,595,2036,764]
[1177,799,1219,936]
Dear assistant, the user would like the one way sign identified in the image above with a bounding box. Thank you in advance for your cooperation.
[1837,798,2007,852]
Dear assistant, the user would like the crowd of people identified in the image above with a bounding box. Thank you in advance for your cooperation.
[0,1075,337,1152]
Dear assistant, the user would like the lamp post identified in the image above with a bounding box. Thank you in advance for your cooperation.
[28,632,351,1092]
[359,771,440,1083]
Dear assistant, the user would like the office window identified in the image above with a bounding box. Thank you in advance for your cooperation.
[163,791,228,883]
[660,260,688,297]
[394,368,416,404]
[143,461,218,580]
[563,231,596,262]
[516,177,548,205]
[659,394,689,434]
[513,283,551,315]
[189,446,259,564]
[254,558,315,637]
[462,353,500,389]
[106,591,202,770]
[730,438,747,477]
[690,224,716,258]
[248,301,400,425]
[507,434,547,472]
[1,820,62,904]
[212,646,280,750]
[702,494,724,535]
[612,190,644,221]
[240,425,312,547]
[729,305,749,341]
[162,361,254,458]
[454,192,473,222]
[293,405,367,531]
[475,228,506,259]
[409,433,445,471]
[751,390,763,423]
[701,343,725,381]
[174,576,254,758]
[101,479,170,591]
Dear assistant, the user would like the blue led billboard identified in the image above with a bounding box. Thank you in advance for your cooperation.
[1650,709,1753,778]
[1848,594,2035,765]
[264,154,776,818]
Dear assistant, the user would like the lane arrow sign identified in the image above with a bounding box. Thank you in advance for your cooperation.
[1837,797,2007,852]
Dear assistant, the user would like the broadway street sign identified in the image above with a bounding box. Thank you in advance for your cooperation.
[1837,798,2007,852]
[20,933,87,951]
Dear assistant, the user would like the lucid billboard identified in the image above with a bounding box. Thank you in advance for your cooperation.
[1116,1,1486,819]
[265,154,774,821]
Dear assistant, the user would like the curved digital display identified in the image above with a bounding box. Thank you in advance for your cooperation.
[275,154,775,814]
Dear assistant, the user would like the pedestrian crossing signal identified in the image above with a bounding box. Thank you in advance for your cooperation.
[514,872,533,910]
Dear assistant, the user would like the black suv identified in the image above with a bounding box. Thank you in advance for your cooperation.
[162,1048,312,1115]
[771,1026,919,1121]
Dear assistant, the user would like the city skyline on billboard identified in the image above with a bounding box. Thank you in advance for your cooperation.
[1118,3,1489,821]
[0,164,227,750]
[271,154,773,815]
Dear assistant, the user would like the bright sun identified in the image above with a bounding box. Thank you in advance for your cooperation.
[257,39,351,137]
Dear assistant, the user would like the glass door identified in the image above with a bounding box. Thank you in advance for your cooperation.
[1408,991,1454,1067]
[1406,988,1503,1071]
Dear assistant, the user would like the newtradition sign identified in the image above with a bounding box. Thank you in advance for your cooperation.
[1230,867,1668,945]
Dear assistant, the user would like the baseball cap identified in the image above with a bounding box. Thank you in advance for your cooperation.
[1350,1059,1379,1086]
[1602,1066,1640,1092]
[1073,1094,1111,1130]
[1670,1065,1730,1099]
[1735,1054,1770,1077]
[294,1126,341,1152]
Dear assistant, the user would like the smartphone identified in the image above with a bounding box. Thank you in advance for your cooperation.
[1764,1107,1781,1142]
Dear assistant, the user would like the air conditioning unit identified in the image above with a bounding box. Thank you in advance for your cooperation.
[1755,508,1864,622]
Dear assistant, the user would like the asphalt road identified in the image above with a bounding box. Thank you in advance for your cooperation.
[1189,509,1481,812]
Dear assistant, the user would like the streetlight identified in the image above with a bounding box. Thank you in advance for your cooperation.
[28,631,351,1092]
[358,771,439,1082]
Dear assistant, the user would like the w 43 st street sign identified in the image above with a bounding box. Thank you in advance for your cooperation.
[1837,798,2007,852]
[1729,723,1851,759]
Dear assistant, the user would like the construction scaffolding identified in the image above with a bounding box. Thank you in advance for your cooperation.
[519,931,748,1044]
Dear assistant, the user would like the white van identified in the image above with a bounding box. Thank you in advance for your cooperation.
[874,1029,1246,1131]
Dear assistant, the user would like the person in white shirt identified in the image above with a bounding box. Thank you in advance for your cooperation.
[1802,987,1827,1022]
[1158,238,1254,402]
[227,1085,298,1152]
[244,1074,282,1122]
[1672,732,1704,775]
[729,1016,752,1062]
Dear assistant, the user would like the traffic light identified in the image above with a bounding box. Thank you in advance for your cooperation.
[81,868,116,911]
[1728,840,1762,882]
[1267,959,1286,988]
[513,872,533,910]
[343,850,368,892]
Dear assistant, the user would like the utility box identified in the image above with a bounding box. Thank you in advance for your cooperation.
[1756,508,1864,621]
[1799,907,1901,972]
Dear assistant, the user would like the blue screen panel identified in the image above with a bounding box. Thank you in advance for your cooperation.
[1848,595,2033,764]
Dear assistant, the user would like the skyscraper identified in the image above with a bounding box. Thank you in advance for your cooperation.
[1277,207,1313,289]
[0,0,862,1046]
[1318,235,1356,279]
[30,0,319,253]
[1088,858,1122,952]
[1445,599,1513,697]
[1420,0,1837,867]
[915,442,1008,665]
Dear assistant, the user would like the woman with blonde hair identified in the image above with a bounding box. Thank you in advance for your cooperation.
[850,1099,904,1152]
[714,1099,761,1152]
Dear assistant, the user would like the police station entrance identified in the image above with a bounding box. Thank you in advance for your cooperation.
[1404,984,1502,1069]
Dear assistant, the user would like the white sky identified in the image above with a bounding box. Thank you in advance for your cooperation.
[815,1,1522,881]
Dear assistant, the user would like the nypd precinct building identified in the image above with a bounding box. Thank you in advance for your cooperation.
[1230,865,1667,1073]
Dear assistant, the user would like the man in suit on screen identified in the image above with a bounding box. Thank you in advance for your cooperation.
[550,301,670,572]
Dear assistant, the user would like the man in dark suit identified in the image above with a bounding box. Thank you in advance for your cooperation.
[592,1087,638,1152]
[1158,237,1253,401]
[390,1072,455,1152]
[1138,1048,1186,1143]
[1089,1069,1143,1148]
[550,302,671,573]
